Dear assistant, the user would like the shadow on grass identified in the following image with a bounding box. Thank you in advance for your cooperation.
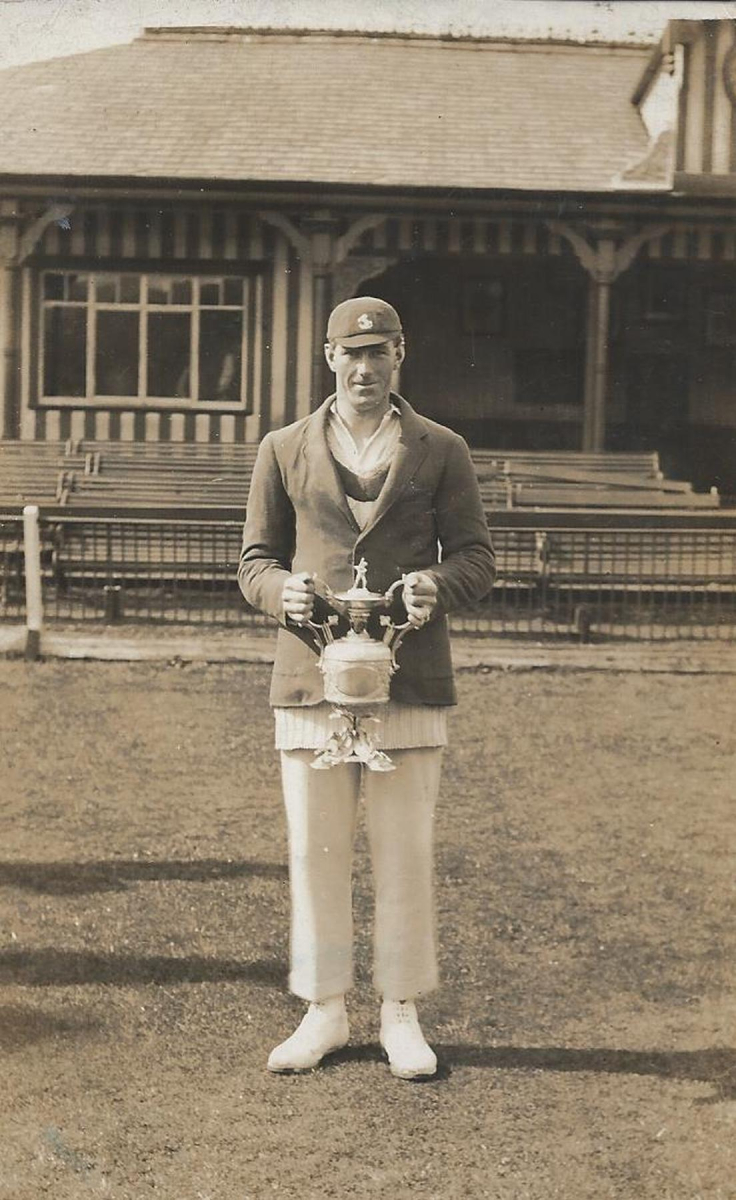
[0,1003,103,1053]
[325,1043,736,1100]
[0,859,287,894]
[0,947,287,988]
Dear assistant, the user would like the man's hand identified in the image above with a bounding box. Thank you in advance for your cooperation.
[282,571,316,625]
[402,571,438,627]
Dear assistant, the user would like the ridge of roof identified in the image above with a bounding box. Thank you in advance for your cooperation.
[137,25,656,52]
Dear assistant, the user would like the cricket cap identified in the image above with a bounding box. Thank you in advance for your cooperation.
[326,297,403,347]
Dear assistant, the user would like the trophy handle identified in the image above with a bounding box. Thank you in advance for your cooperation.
[383,575,415,637]
[313,574,350,619]
[285,575,339,651]
[379,616,412,672]
[383,575,407,606]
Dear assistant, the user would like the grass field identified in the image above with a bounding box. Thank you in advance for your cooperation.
[0,658,734,1199]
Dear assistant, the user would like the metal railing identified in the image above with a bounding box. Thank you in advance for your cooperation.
[2,515,736,641]
[0,516,26,619]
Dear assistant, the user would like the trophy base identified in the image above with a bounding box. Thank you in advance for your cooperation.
[310,706,396,772]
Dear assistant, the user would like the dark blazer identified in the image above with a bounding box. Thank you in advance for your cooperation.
[238,394,495,707]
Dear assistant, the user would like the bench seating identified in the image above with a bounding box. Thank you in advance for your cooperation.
[0,441,89,505]
[472,449,662,476]
[0,438,722,513]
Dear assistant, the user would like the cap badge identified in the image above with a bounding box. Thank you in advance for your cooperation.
[357,313,374,330]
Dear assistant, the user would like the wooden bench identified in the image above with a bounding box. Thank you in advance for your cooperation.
[0,440,88,506]
[472,449,662,477]
[0,438,722,517]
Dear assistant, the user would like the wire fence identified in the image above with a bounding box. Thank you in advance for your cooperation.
[2,514,736,641]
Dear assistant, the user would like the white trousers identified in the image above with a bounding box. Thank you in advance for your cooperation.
[280,747,443,1002]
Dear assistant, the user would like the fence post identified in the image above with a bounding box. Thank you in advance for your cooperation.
[574,603,592,645]
[23,504,44,659]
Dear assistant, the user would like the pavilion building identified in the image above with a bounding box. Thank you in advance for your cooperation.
[0,19,734,493]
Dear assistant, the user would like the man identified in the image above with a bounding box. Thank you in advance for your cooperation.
[238,297,495,1079]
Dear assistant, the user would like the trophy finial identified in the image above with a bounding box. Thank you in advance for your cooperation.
[353,557,369,592]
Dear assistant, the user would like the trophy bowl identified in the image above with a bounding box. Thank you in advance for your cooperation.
[298,558,417,770]
[321,635,394,707]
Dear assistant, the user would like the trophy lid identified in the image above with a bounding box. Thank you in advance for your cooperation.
[330,558,384,604]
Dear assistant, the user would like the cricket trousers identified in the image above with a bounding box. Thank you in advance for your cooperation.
[279,747,442,1002]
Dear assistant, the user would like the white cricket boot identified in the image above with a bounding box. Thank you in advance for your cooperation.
[380,999,437,1079]
[267,995,349,1073]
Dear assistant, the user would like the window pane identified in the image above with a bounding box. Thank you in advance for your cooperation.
[44,273,64,300]
[96,310,139,395]
[67,273,88,301]
[200,281,220,306]
[43,308,86,396]
[147,312,191,397]
[120,275,140,303]
[171,279,192,305]
[147,280,170,305]
[146,276,192,306]
[199,310,242,402]
[95,276,117,303]
[224,278,242,306]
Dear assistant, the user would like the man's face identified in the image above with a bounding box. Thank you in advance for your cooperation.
[324,338,405,415]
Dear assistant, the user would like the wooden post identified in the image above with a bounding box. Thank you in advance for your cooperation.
[302,211,339,408]
[0,256,20,440]
[582,280,598,453]
[23,504,43,660]
[584,276,612,452]
[547,222,672,456]
[311,268,332,407]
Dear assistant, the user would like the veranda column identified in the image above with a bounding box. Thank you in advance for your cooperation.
[303,211,340,407]
[0,201,21,439]
[584,267,613,453]
[547,221,672,454]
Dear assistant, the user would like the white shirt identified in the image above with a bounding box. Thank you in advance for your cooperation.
[326,400,402,528]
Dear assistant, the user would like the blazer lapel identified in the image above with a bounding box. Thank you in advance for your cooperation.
[302,395,360,533]
[356,395,429,543]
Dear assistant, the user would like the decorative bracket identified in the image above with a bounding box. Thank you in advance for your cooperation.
[259,208,388,274]
[331,256,399,307]
[546,220,673,283]
[335,214,387,263]
[257,210,311,259]
[0,199,21,262]
[16,201,75,263]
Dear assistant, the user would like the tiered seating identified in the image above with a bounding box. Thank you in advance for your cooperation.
[0,440,87,506]
[70,442,259,509]
[0,439,723,513]
[473,450,720,511]
[2,441,733,618]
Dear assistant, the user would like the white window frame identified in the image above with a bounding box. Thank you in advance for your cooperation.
[39,269,256,411]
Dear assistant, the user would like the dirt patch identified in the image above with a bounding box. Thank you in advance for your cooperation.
[0,660,734,1199]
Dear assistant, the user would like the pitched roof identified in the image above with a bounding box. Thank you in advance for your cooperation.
[0,28,652,193]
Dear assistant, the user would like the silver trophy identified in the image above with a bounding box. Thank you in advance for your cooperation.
[302,558,418,771]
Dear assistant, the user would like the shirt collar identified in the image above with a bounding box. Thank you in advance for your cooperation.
[329,398,401,418]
